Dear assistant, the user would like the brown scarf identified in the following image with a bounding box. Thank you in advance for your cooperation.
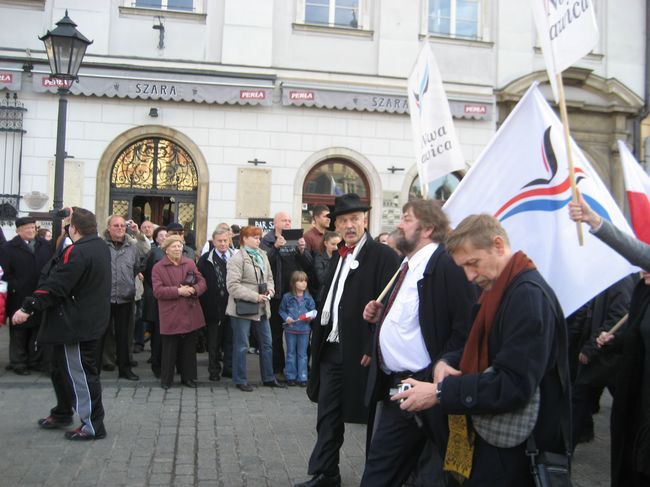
[444,250,536,481]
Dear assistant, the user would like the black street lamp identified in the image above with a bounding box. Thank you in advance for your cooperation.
[39,10,92,242]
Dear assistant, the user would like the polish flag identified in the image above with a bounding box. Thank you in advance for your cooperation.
[619,141,650,244]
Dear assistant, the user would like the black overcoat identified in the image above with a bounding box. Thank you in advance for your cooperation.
[610,279,650,487]
[0,235,54,327]
[307,233,400,424]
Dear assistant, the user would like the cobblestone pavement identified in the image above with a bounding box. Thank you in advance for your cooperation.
[0,325,609,486]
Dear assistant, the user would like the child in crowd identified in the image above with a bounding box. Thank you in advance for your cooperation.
[279,271,316,386]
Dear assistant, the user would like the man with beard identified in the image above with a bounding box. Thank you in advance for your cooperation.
[360,199,477,486]
[295,193,400,487]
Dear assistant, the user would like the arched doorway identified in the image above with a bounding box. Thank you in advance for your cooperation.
[109,137,198,236]
[96,125,209,250]
[301,159,371,229]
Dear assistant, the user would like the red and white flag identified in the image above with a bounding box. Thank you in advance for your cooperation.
[618,140,650,244]
[444,84,637,316]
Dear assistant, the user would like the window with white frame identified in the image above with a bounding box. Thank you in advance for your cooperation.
[133,0,195,12]
[428,0,480,40]
[304,0,361,29]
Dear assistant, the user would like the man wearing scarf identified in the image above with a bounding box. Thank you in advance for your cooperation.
[394,214,569,486]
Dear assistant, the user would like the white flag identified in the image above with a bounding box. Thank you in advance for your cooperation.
[407,44,464,191]
[618,140,650,244]
[531,0,599,102]
[443,84,637,316]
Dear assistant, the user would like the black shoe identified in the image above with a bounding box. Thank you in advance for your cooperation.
[38,416,73,430]
[102,364,116,372]
[13,367,30,376]
[118,370,139,381]
[209,374,221,382]
[263,379,287,389]
[64,427,107,441]
[161,383,171,390]
[294,473,341,487]
[287,380,297,386]
[182,379,197,388]
[221,370,232,378]
[236,383,254,392]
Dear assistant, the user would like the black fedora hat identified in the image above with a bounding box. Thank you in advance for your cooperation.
[329,193,371,219]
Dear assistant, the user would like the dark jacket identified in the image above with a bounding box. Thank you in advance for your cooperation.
[307,233,400,423]
[142,246,164,323]
[21,235,111,345]
[364,244,477,439]
[261,231,313,299]
[0,235,54,327]
[313,251,335,303]
[197,248,233,323]
[439,268,568,486]
[610,279,650,486]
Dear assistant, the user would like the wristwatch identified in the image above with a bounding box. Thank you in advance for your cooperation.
[436,381,443,402]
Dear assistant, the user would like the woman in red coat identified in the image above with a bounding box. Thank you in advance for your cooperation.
[152,235,207,389]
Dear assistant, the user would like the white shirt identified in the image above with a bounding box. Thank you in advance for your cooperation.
[322,233,368,343]
[379,242,438,373]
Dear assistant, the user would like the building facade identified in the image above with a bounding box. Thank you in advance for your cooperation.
[0,0,645,245]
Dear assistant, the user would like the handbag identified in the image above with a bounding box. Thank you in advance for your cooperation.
[527,437,573,487]
[235,298,259,316]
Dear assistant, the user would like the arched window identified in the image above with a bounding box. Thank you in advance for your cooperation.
[409,171,461,202]
[302,159,370,227]
[109,138,198,231]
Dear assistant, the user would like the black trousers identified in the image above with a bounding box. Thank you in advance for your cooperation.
[160,331,198,386]
[101,302,134,372]
[50,340,106,436]
[308,342,344,477]
[206,317,232,376]
[9,324,43,370]
[150,317,162,376]
[270,299,285,374]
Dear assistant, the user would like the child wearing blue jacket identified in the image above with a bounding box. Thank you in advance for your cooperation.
[279,271,316,386]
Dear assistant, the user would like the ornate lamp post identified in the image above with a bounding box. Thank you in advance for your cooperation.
[39,10,92,242]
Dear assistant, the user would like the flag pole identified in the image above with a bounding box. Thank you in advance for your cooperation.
[556,72,585,246]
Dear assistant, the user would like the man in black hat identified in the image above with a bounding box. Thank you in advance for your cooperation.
[0,217,54,374]
[295,193,400,487]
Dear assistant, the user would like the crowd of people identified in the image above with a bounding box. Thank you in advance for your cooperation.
[1,190,649,487]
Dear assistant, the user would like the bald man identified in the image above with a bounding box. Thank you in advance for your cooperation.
[261,212,313,377]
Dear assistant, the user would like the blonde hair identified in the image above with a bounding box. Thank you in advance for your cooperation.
[161,234,185,252]
[446,214,510,255]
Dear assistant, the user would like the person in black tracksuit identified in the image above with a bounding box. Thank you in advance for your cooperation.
[11,208,111,441]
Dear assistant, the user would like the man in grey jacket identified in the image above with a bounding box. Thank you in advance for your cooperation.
[101,215,146,380]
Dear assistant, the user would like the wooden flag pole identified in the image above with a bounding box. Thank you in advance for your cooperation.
[606,313,628,335]
[375,267,401,303]
[556,72,585,246]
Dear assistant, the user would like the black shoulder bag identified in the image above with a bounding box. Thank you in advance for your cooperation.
[524,281,573,487]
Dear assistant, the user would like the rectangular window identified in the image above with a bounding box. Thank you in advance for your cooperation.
[428,0,479,39]
[134,0,194,12]
[305,0,360,29]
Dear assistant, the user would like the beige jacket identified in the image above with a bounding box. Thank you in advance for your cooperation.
[225,249,274,320]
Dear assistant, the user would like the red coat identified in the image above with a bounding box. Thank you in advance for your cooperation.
[152,256,207,335]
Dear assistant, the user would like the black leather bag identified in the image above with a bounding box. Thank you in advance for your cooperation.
[528,446,573,487]
[235,299,258,316]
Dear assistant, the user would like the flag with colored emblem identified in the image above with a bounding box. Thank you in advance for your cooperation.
[619,140,650,244]
[407,44,465,190]
[443,83,637,316]
[531,0,599,102]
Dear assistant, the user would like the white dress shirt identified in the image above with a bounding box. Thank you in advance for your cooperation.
[379,242,438,373]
